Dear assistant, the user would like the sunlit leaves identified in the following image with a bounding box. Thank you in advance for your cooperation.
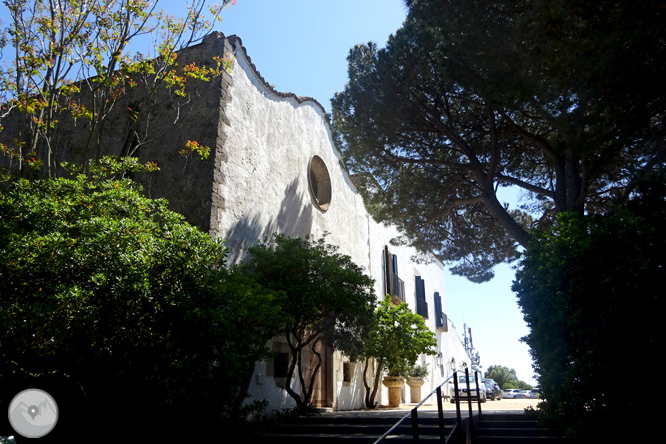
[0,0,236,175]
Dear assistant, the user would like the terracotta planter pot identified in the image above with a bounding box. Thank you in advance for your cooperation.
[406,377,425,403]
[382,376,404,408]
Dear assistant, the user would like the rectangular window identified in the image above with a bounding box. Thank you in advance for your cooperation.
[274,352,289,378]
[343,362,353,383]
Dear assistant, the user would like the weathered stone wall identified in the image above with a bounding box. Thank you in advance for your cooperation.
[218,35,374,411]
[0,32,234,233]
[215,36,371,272]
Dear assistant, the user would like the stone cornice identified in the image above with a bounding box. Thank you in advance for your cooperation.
[200,32,328,114]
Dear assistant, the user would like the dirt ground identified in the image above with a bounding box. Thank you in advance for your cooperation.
[391,397,541,411]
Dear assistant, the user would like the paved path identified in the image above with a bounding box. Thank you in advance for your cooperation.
[374,397,540,412]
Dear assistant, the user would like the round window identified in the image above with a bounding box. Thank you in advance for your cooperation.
[308,155,331,211]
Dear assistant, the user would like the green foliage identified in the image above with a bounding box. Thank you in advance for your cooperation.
[332,0,665,282]
[484,365,529,390]
[373,297,438,376]
[407,363,429,379]
[0,0,235,176]
[242,233,376,412]
[361,296,437,408]
[512,195,665,441]
[0,172,283,440]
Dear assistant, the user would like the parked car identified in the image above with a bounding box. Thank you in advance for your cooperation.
[503,389,524,399]
[450,369,487,403]
[527,388,541,399]
[483,378,502,400]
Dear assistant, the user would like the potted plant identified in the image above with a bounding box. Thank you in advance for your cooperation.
[362,296,438,409]
[382,361,410,408]
[406,364,429,403]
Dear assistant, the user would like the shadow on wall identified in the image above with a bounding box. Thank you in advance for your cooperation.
[225,178,313,264]
[336,362,367,410]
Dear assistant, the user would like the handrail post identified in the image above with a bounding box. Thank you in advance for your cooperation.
[474,370,482,416]
[373,371,460,444]
[411,407,420,443]
[453,371,461,426]
[436,386,446,443]
[465,367,474,437]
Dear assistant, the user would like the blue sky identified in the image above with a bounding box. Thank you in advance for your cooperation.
[0,0,535,385]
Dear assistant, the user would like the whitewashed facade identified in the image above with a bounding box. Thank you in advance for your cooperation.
[213,34,472,411]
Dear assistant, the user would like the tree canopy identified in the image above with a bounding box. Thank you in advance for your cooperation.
[331,0,665,281]
[0,166,283,441]
[484,365,530,390]
[242,234,376,412]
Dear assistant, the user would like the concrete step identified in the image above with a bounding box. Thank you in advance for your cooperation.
[257,432,446,443]
[476,427,555,437]
[255,411,566,444]
[256,411,454,443]
[474,413,567,444]
[475,437,565,444]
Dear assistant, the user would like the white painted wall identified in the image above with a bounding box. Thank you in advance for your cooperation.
[214,44,370,272]
[217,38,471,413]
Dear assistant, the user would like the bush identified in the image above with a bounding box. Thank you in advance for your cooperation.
[0,174,283,441]
[513,200,664,442]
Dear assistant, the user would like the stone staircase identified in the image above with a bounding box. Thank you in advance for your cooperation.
[473,413,567,444]
[255,410,456,443]
[253,410,567,443]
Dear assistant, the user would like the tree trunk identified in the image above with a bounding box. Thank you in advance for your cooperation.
[366,358,384,409]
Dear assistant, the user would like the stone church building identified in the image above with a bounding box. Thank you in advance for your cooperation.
[2,32,473,411]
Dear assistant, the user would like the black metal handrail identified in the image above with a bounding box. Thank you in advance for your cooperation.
[373,367,484,443]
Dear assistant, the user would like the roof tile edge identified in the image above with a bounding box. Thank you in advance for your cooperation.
[225,34,327,114]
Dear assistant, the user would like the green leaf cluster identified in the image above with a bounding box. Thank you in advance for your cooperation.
[0,172,284,440]
[369,296,437,377]
[512,191,665,441]
[484,365,531,390]
[0,0,235,176]
[360,296,437,408]
[242,234,376,412]
[332,0,665,282]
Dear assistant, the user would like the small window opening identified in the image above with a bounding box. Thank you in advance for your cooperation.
[308,155,332,211]
[343,362,353,383]
[274,352,289,378]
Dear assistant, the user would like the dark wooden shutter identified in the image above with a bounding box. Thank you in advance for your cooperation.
[434,292,447,331]
[415,276,428,318]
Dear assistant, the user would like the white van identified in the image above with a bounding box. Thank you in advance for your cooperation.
[450,368,487,403]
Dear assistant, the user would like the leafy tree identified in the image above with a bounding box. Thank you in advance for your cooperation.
[0,165,283,441]
[512,190,665,441]
[361,296,437,408]
[0,0,235,176]
[484,365,519,390]
[331,0,665,282]
[241,234,376,413]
